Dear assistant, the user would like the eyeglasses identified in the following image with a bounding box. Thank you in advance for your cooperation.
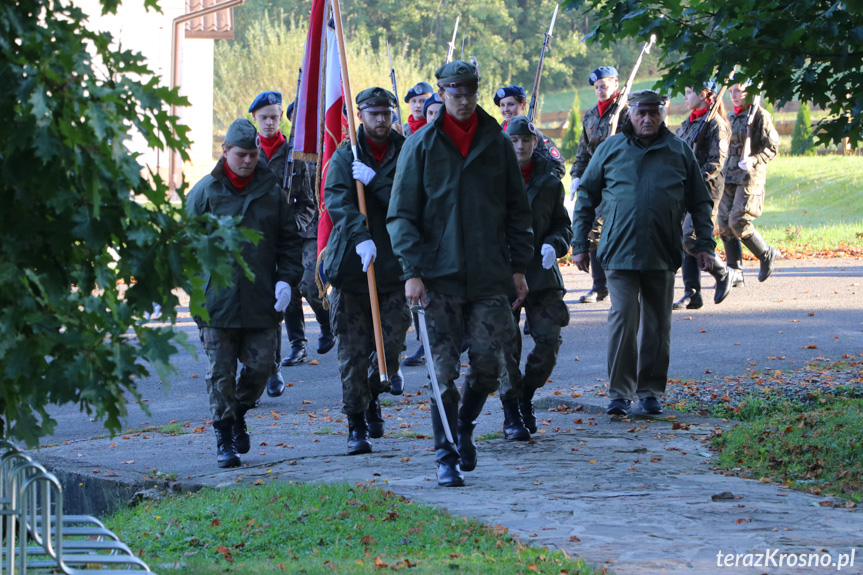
[443,91,478,103]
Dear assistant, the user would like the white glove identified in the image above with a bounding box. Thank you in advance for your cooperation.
[569,177,580,201]
[738,156,756,171]
[540,244,556,269]
[356,239,377,272]
[352,160,375,186]
[274,281,291,312]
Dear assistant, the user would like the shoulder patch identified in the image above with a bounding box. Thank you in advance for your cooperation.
[496,88,506,98]
[769,128,780,142]
[719,139,729,153]
[549,147,561,159]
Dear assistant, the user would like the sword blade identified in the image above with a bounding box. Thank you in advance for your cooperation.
[411,305,456,445]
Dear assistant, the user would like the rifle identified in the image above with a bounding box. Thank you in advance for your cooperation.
[446,16,460,63]
[527,4,559,123]
[386,40,403,134]
[460,35,465,60]
[282,66,303,192]
[609,34,656,136]
[740,82,764,168]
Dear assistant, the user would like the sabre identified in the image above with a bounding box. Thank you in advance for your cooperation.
[410,304,456,446]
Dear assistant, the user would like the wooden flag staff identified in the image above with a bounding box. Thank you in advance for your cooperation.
[331,0,389,383]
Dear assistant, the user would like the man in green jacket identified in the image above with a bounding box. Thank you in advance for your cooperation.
[186,118,303,468]
[324,87,411,456]
[572,91,716,417]
[388,61,534,487]
[498,116,572,439]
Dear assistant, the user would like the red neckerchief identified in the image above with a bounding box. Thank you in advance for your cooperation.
[597,92,619,117]
[521,160,533,184]
[733,104,750,116]
[442,110,479,158]
[407,114,427,134]
[689,106,709,124]
[501,120,509,131]
[223,161,253,192]
[365,135,388,164]
[259,131,286,161]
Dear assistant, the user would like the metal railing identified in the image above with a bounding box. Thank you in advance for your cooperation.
[1,442,155,574]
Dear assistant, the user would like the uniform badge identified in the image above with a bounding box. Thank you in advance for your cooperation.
[719,140,729,153]
[528,122,536,134]
[550,147,561,159]
[267,93,278,104]
[415,84,424,93]
[496,88,506,98]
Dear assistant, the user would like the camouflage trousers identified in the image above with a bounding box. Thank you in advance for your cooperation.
[329,287,411,415]
[717,182,764,241]
[199,326,279,421]
[681,198,720,256]
[424,291,514,404]
[499,290,569,400]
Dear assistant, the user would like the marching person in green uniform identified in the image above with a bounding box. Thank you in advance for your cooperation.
[186,118,303,468]
[569,66,629,304]
[572,91,716,417]
[499,116,572,438]
[494,85,566,179]
[719,82,782,285]
[324,87,411,456]
[388,61,534,487]
[673,81,733,310]
[402,81,434,137]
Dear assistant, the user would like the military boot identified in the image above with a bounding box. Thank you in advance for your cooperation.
[707,255,732,304]
[501,398,530,441]
[314,306,336,354]
[457,385,488,472]
[742,231,780,282]
[519,386,538,434]
[431,401,464,487]
[213,419,241,468]
[402,344,425,366]
[233,405,251,454]
[674,255,703,310]
[723,237,745,287]
[365,394,384,439]
[346,413,372,455]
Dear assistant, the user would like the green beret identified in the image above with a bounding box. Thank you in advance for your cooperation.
[504,116,537,138]
[435,60,481,87]
[356,87,396,110]
[225,118,258,149]
[627,89,668,109]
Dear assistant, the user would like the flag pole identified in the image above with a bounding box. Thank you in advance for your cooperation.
[331,0,389,384]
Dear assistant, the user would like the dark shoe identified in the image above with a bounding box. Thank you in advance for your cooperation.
[431,402,464,487]
[758,247,780,282]
[741,230,780,283]
[266,371,286,397]
[673,290,700,311]
[523,319,531,336]
[501,398,530,441]
[347,413,372,455]
[711,264,732,305]
[233,407,250,454]
[519,387,537,434]
[638,396,663,415]
[281,346,307,367]
[316,331,336,355]
[579,287,609,304]
[606,398,631,416]
[457,386,488,472]
[390,369,405,396]
[213,420,241,468]
[402,344,425,366]
[365,395,384,439]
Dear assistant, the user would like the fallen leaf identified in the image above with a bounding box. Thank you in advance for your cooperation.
[734,518,751,524]
[568,535,581,542]
[211,519,221,527]
[373,556,387,567]
[588,459,596,464]
[361,535,377,545]
[309,360,320,365]
[528,564,539,572]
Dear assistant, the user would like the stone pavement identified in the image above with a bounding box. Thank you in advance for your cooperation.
[29,258,863,575]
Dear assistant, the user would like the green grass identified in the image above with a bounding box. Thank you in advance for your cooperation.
[713,396,863,503]
[106,482,600,575]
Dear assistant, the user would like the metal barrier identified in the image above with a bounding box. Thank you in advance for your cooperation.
[0,442,155,574]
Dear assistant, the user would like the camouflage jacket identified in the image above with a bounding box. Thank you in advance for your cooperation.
[570,102,630,180]
[501,119,566,180]
[676,114,729,200]
[258,136,317,239]
[723,105,780,187]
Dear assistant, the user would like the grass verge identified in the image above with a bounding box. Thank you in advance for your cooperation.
[107,481,600,574]
[712,393,863,504]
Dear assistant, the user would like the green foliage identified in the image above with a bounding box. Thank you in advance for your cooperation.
[561,90,582,159]
[107,481,600,574]
[564,0,863,148]
[790,101,816,156]
[0,0,251,445]
[713,396,863,502]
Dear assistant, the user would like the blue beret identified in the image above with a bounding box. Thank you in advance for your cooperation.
[249,91,282,113]
[493,85,527,106]
[405,81,434,103]
[588,67,618,86]
[703,79,719,94]
[286,101,296,120]
[422,93,442,116]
